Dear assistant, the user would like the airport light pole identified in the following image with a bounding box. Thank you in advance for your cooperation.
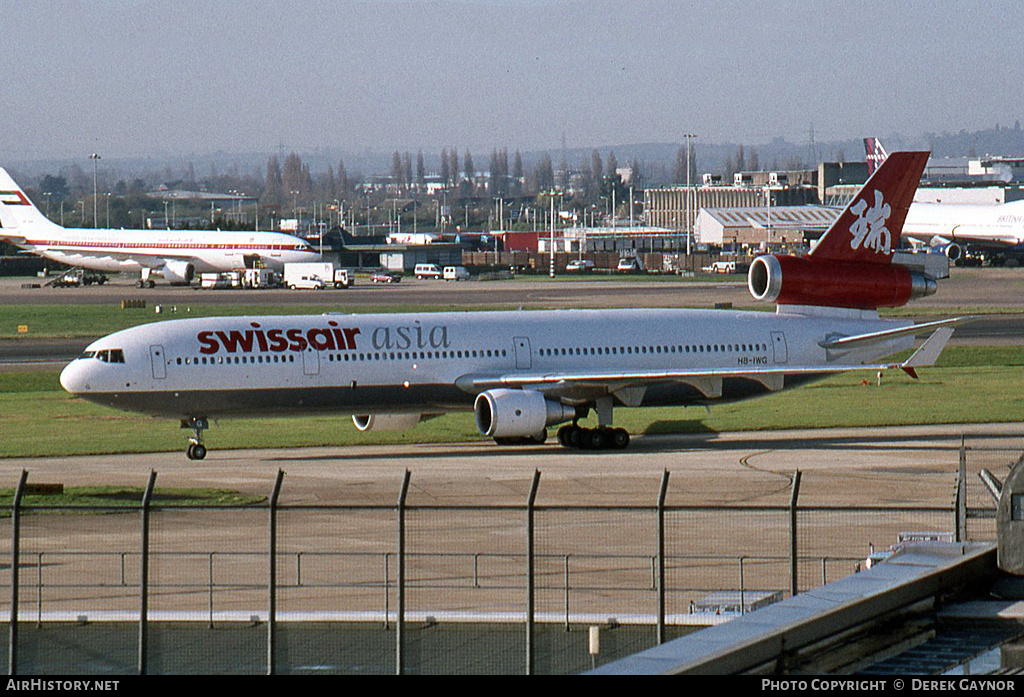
[548,190,563,278]
[682,134,697,256]
[89,153,101,228]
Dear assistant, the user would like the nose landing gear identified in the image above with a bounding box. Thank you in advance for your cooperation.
[181,417,209,460]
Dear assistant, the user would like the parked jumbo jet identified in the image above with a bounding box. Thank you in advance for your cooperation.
[865,138,1024,264]
[0,168,321,286]
[61,152,960,459]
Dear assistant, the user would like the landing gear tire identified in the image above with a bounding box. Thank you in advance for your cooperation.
[558,426,630,451]
[182,416,210,460]
[582,428,606,450]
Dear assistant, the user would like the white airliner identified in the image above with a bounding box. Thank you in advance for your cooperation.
[60,152,960,459]
[865,138,1024,263]
[0,168,321,286]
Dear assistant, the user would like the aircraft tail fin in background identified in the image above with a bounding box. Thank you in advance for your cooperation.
[863,137,889,175]
[808,151,929,265]
[0,168,63,232]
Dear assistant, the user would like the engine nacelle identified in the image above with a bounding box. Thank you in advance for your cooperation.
[474,389,576,439]
[929,242,961,262]
[160,260,195,285]
[748,254,936,310]
[352,413,424,432]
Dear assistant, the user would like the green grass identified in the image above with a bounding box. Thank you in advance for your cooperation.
[0,486,263,514]
[1,347,1021,458]
[1,303,500,339]
[506,272,747,283]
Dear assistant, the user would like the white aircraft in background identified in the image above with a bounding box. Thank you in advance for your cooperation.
[865,138,1024,264]
[0,168,321,286]
[61,152,960,459]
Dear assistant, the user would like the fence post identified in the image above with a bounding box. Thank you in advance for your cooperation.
[526,469,541,676]
[657,469,670,645]
[8,470,28,676]
[789,470,802,597]
[267,469,285,676]
[138,470,157,676]
[957,436,968,542]
[396,470,411,676]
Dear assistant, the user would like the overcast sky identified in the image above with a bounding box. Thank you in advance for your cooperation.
[2,0,1022,161]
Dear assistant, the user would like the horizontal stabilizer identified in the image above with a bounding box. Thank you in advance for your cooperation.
[820,316,966,350]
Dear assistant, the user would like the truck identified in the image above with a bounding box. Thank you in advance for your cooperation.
[283,262,352,290]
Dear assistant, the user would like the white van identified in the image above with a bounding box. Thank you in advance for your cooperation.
[616,257,643,273]
[443,266,470,281]
[414,263,442,279]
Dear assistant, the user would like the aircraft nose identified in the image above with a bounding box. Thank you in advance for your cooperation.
[59,359,90,394]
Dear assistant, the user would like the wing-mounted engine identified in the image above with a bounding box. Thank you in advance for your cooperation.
[927,239,962,262]
[160,260,196,285]
[474,389,576,439]
[352,413,424,432]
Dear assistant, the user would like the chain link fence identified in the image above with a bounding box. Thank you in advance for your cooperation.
[1,441,1019,675]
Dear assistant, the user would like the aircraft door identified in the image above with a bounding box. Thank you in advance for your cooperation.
[150,345,167,379]
[302,346,320,376]
[770,331,788,364]
[513,336,532,370]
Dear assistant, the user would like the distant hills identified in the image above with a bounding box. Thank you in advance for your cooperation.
[9,123,1023,186]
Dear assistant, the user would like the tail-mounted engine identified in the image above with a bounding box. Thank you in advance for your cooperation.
[748,254,937,310]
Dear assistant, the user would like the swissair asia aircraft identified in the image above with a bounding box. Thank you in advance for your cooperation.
[60,152,959,459]
[864,139,1024,263]
[0,168,321,286]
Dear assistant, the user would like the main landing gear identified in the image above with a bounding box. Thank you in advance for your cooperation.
[556,424,630,451]
[555,396,629,451]
[182,416,209,460]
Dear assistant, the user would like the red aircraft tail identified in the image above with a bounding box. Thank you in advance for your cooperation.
[809,151,929,265]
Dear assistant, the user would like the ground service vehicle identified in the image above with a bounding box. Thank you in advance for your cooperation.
[444,266,470,281]
[50,268,108,287]
[415,263,443,279]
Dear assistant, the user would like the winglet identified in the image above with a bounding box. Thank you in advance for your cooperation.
[898,326,955,378]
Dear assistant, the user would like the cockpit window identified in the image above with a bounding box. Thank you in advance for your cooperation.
[90,349,126,364]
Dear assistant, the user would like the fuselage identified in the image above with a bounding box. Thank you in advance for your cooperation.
[904,199,1024,248]
[59,308,912,420]
[19,226,321,273]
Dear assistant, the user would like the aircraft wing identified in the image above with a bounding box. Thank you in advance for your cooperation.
[458,324,958,402]
[0,231,28,245]
[61,250,201,269]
